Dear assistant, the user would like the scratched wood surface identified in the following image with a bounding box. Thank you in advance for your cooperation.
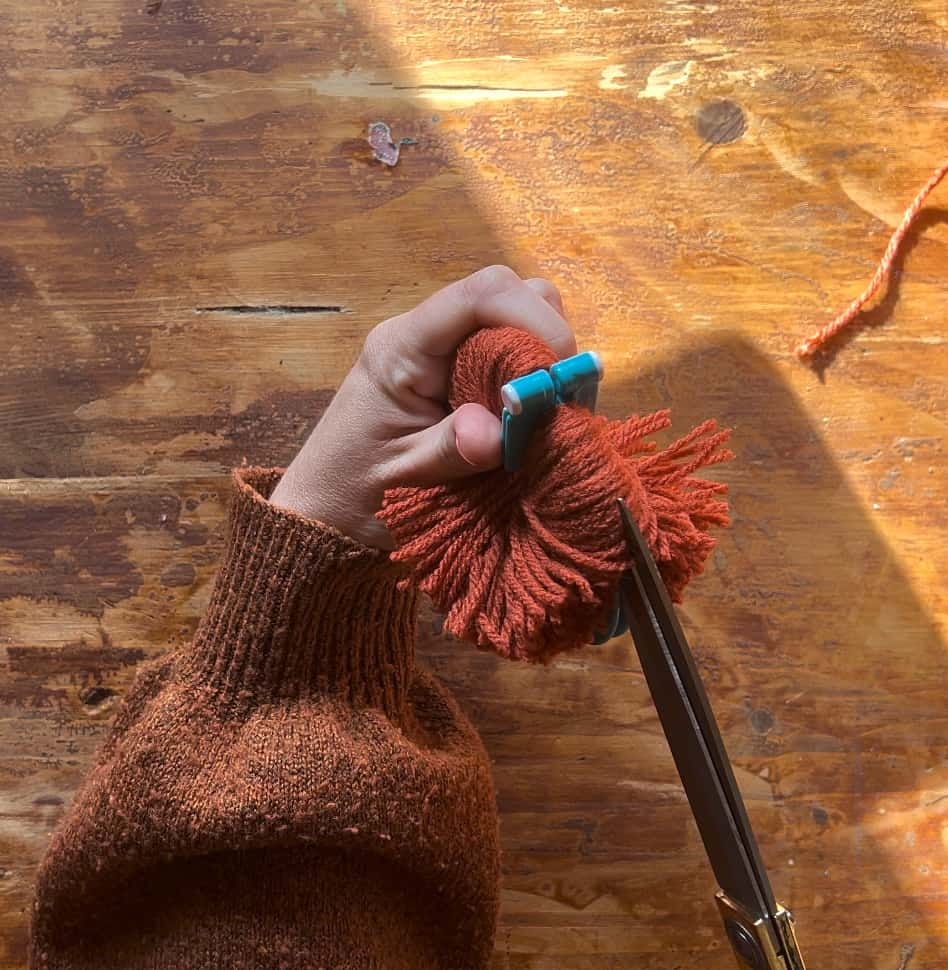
[1,0,947,966]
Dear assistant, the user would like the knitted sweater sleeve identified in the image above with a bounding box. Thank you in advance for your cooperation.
[30,468,500,970]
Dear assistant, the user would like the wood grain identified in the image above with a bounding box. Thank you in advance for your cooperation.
[1,1,946,967]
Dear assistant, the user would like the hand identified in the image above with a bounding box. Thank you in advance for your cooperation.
[269,266,576,548]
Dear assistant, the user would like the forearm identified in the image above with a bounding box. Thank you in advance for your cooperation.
[31,266,571,970]
[30,468,499,970]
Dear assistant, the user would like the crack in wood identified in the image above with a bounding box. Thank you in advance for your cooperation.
[368,81,560,93]
[195,305,348,316]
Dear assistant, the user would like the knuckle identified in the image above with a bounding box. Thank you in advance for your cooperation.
[361,319,393,361]
[359,317,418,396]
[527,277,560,301]
[359,318,400,377]
[438,425,461,470]
[468,264,520,299]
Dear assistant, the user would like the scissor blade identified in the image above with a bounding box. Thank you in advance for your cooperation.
[616,499,777,923]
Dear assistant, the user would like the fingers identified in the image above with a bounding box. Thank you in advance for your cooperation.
[525,277,565,317]
[453,402,503,469]
[396,266,576,361]
[389,402,502,486]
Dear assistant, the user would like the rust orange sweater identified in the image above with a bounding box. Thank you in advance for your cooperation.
[30,468,501,970]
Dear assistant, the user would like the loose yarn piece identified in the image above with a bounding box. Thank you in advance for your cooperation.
[380,328,733,663]
[796,158,948,358]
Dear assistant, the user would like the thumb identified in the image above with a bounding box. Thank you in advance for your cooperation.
[396,402,502,486]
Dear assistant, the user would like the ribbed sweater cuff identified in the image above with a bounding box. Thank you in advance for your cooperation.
[184,468,416,718]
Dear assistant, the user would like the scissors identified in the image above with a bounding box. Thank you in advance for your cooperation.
[499,352,805,966]
[615,497,806,970]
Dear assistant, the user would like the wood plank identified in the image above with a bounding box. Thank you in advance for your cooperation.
[1,0,946,967]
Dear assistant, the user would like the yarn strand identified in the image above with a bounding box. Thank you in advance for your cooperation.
[796,158,948,358]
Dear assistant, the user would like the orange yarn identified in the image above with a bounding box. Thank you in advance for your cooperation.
[796,158,948,358]
[380,328,733,662]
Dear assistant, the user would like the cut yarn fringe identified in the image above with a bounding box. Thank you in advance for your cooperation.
[380,327,733,663]
[796,158,948,358]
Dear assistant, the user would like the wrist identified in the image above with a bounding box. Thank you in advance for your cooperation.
[186,467,414,716]
[269,464,392,551]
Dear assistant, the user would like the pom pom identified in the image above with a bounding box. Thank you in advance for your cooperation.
[380,328,733,663]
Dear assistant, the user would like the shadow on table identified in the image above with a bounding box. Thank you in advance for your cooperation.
[425,332,944,967]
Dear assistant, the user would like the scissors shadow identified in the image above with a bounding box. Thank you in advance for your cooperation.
[423,332,945,968]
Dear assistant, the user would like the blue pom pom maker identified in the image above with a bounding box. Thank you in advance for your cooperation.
[499,349,628,643]
[500,351,603,472]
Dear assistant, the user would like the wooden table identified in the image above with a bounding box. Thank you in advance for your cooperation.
[2,1,946,966]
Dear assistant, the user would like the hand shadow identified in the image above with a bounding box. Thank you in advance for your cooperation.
[421,332,946,968]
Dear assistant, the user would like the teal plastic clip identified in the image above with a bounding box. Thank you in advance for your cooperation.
[500,351,603,472]
[499,350,627,643]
